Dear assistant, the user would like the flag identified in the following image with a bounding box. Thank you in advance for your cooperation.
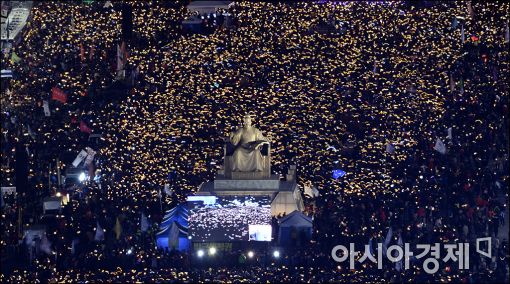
[114,217,122,240]
[122,41,129,65]
[461,24,465,43]
[116,43,123,71]
[43,100,50,116]
[447,127,453,140]
[89,45,95,60]
[80,121,92,134]
[94,222,105,241]
[117,42,128,71]
[71,238,79,255]
[382,226,392,257]
[168,222,179,250]
[434,138,446,154]
[80,43,86,62]
[451,17,457,29]
[332,169,346,179]
[40,234,53,255]
[459,78,464,94]
[386,143,395,154]
[27,125,36,140]
[451,17,458,29]
[141,212,149,233]
[10,52,21,64]
[164,183,172,196]
[467,2,474,18]
[384,227,393,247]
[505,23,509,43]
[51,87,68,104]
[449,73,455,92]
[72,150,88,167]
[87,158,95,182]
[304,184,313,197]
[103,1,113,9]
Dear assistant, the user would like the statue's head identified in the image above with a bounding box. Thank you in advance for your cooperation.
[243,115,253,127]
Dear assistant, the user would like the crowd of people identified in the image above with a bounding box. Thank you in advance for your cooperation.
[1,0,508,282]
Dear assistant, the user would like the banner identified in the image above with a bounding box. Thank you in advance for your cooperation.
[1,69,13,78]
[114,217,122,240]
[84,147,96,166]
[10,52,21,64]
[72,150,88,167]
[51,87,68,104]
[117,42,127,71]
[43,100,50,116]
[386,143,395,154]
[461,24,465,43]
[80,43,86,62]
[1,187,16,195]
[433,138,446,154]
[449,73,455,92]
[80,121,92,134]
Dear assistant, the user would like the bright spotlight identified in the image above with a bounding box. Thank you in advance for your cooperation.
[273,250,280,258]
[79,172,86,182]
[197,250,204,257]
[126,249,133,255]
[247,251,254,258]
[209,247,216,255]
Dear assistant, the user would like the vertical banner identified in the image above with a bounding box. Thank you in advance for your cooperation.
[72,150,88,167]
[43,100,50,116]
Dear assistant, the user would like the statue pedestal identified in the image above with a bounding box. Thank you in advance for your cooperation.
[214,175,280,190]
[197,178,303,217]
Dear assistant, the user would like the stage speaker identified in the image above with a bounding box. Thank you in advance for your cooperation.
[121,4,133,41]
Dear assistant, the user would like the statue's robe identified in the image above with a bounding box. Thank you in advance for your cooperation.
[230,127,267,172]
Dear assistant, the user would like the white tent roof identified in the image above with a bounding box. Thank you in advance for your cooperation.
[271,190,303,217]
[278,210,312,228]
